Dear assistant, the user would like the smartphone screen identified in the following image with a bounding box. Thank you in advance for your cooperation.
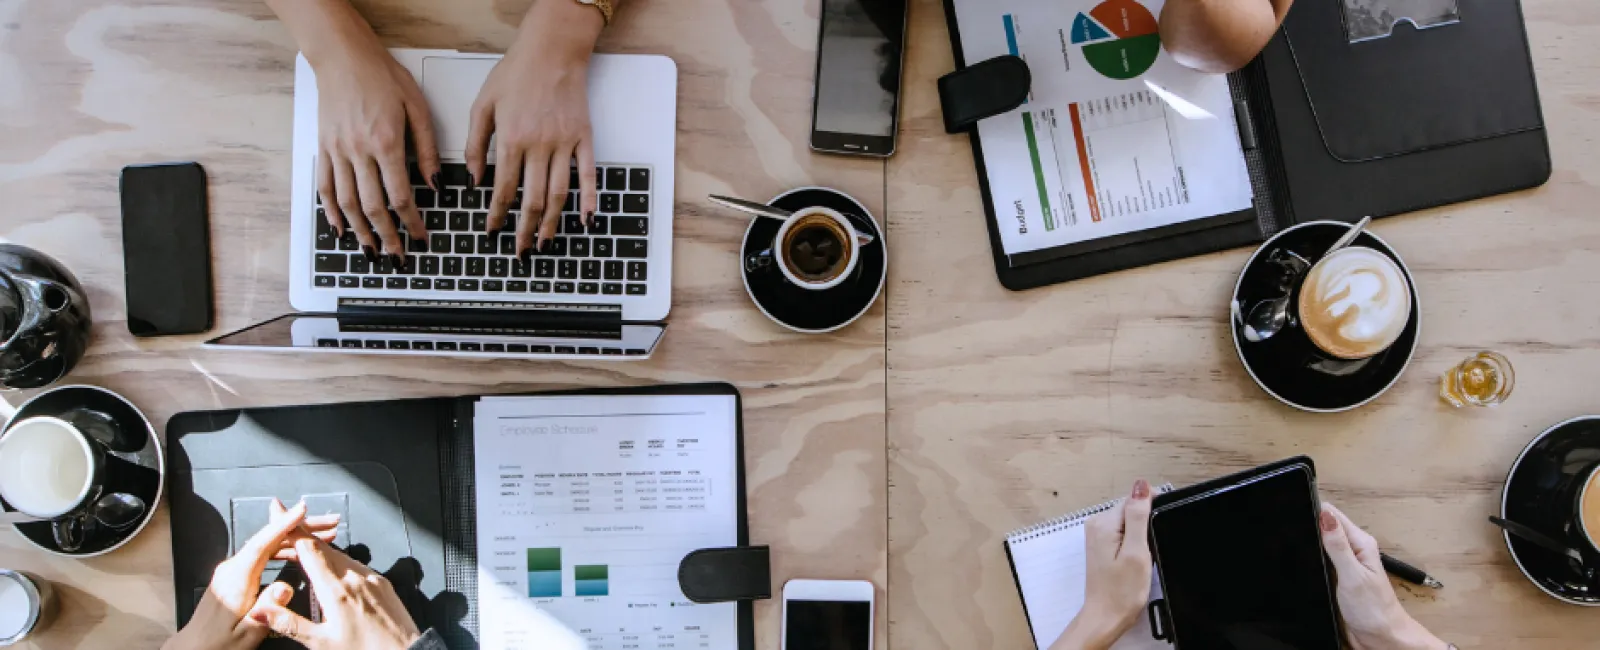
[811,0,907,156]
[119,163,213,336]
[784,600,872,650]
[1151,465,1342,649]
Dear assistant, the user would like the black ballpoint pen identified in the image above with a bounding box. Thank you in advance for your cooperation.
[1380,553,1444,589]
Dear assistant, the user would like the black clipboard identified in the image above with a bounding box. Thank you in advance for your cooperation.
[167,383,763,650]
[937,0,1551,290]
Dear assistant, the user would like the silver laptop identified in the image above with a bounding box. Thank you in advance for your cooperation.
[210,49,676,360]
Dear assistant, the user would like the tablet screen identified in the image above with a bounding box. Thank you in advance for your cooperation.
[1151,465,1341,649]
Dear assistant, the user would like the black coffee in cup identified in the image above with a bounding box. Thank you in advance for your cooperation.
[779,211,853,284]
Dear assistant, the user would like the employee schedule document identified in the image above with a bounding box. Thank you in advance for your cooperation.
[951,0,1253,254]
[474,394,741,650]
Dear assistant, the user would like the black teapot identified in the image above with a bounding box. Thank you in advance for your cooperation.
[0,244,92,389]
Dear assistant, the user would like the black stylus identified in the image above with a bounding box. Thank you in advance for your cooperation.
[1380,553,1443,589]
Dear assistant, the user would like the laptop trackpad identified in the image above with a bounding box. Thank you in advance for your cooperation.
[421,57,497,157]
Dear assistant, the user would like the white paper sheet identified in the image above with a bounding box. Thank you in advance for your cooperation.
[473,394,741,650]
[951,0,1254,255]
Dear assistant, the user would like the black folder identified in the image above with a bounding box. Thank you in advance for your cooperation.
[938,0,1550,290]
[166,383,765,650]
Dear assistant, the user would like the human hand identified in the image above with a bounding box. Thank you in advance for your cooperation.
[307,14,440,262]
[163,499,340,650]
[1053,479,1154,650]
[249,530,421,649]
[1319,504,1449,650]
[467,0,605,258]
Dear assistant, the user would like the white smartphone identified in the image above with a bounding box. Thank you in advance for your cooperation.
[781,579,875,650]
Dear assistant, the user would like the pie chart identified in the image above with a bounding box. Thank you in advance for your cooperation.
[1070,0,1161,80]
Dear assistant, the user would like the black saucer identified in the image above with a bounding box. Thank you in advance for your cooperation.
[1230,221,1420,412]
[1502,416,1600,605]
[741,187,886,333]
[6,385,163,557]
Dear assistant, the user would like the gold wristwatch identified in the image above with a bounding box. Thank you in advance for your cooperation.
[575,0,614,25]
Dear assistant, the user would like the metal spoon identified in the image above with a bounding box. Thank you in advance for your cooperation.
[708,195,876,246]
[92,492,145,530]
[1242,295,1292,343]
[1325,216,1372,257]
[1489,515,1585,562]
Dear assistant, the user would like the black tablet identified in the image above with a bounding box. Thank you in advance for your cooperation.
[1149,460,1341,649]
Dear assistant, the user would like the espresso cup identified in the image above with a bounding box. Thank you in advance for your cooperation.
[0,416,104,522]
[1294,246,1413,360]
[753,207,868,292]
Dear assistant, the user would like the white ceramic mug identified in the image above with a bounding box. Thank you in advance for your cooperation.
[751,206,871,292]
[0,417,101,522]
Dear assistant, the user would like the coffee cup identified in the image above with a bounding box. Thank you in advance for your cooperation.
[0,569,57,646]
[745,206,872,291]
[1294,245,1413,360]
[1572,463,1600,555]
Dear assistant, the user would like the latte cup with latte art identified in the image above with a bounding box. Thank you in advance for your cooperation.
[1295,246,1412,360]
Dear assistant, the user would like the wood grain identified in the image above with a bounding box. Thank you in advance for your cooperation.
[886,0,1600,647]
[0,1,886,648]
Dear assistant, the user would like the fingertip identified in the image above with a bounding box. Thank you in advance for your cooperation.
[1320,508,1339,533]
[1133,478,1150,500]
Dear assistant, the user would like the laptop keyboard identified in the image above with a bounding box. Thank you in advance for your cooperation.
[312,162,651,297]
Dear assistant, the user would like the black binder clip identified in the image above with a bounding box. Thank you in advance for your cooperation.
[937,55,1032,134]
[677,545,772,604]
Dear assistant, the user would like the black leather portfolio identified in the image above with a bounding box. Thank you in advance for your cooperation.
[167,383,763,650]
[938,0,1550,290]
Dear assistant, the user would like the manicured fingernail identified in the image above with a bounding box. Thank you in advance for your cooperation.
[1320,509,1338,532]
[519,248,531,264]
[488,228,501,239]
[362,246,378,262]
[1133,479,1150,499]
[467,173,476,190]
[430,172,442,191]
[585,210,594,225]
[411,234,426,243]
[390,254,405,267]
[538,238,549,252]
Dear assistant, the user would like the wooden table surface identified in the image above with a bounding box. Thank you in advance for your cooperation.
[3,0,1599,648]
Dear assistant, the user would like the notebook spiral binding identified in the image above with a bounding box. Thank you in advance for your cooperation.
[1006,484,1174,543]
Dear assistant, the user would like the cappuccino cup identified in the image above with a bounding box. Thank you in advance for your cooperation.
[0,416,103,522]
[1295,246,1413,360]
[747,207,871,292]
[1573,464,1600,555]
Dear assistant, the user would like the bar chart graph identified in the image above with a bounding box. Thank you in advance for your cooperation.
[575,565,610,597]
[527,547,562,598]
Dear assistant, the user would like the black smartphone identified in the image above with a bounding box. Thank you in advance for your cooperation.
[810,0,907,157]
[119,162,213,337]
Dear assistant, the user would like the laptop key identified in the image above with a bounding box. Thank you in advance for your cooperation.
[413,341,435,350]
[339,276,359,288]
[410,278,430,290]
[386,277,406,289]
[339,232,359,251]
[500,234,517,256]
[564,193,576,212]
[484,343,505,353]
[564,214,584,234]
[439,188,459,209]
[408,237,427,253]
[462,188,483,210]
[618,240,649,259]
[436,342,458,351]
[508,343,530,353]
[489,258,509,277]
[548,237,568,257]
[507,280,528,292]
[623,194,648,214]
[341,339,362,348]
[512,258,532,277]
[389,340,412,350]
[441,163,470,187]
[315,275,336,287]
[626,284,647,295]
[534,344,554,354]
[396,257,416,274]
[425,211,447,231]
[421,256,440,275]
[477,235,496,254]
[593,238,614,258]
[588,214,609,234]
[629,168,650,191]
[431,233,451,253]
[602,282,622,295]
[627,261,648,281]
[581,260,601,280]
[362,277,382,289]
[434,278,456,290]
[444,257,463,276]
[556,345,577,354]
[536,259,555,278]
[459,279,480,291]
[315,226,336,252]
[454,235,474,254]
[505,211,518,232]
[471,212,487,232]
[579,347,600,355]
[600,193,620,213]
[579,282,599,295]
[570,237,590,257]
[483,280,504,292]
[532,281,551,293]
[449,211,470,231]
[374,256,393,274]
[317,339,337,348]
[315,254,347,273]
[605,167,627,190]
[555,281,576,294]
[558,260,577,279]
[460,342,482,352]
[466,258,486,276]
[365,340,385,349]
[604,261,624,280]
[612,217,648,236]
[414,187,435,209]
[350,255,371,274]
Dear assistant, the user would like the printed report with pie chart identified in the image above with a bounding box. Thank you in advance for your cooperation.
[951,0,1254,255]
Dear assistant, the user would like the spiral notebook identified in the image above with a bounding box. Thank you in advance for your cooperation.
[1003,485,1173,650]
